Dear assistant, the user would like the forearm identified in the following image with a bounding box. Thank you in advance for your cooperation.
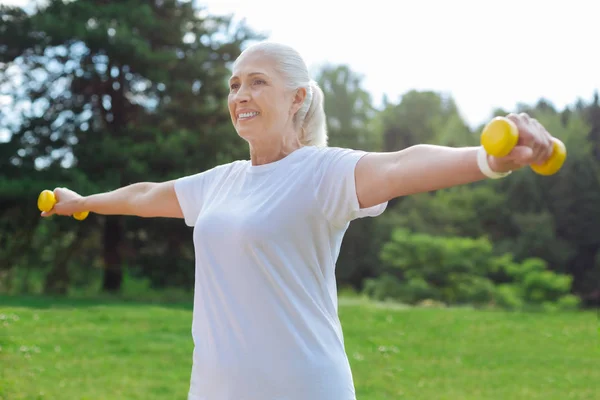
[388,144,488,196]
[398,144,486,190]
[80,182,155,216]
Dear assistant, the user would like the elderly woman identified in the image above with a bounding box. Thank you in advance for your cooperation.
[43,42,556,400]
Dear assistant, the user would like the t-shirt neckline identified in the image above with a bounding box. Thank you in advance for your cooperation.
[246,146,312,174]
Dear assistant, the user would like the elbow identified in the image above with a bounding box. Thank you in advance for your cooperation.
[129,182,157,217]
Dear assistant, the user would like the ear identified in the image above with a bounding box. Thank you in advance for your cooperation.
[290,87,307,115]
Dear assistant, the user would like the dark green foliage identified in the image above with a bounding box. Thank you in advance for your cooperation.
[374,93,599,307]
[1,0,262,292]
[366,229,580,310]
[0,3,598,308]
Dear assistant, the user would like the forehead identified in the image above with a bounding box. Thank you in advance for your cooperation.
[230,51,277,80]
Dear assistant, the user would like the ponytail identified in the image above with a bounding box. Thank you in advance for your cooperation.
[296,81,328,147]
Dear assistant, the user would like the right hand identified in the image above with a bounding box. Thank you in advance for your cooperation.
[41,187,85,218]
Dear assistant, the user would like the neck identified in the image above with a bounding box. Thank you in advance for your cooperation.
[248,129,302,166]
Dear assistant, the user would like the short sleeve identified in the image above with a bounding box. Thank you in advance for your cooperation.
[313,147,387,228]
[173,162,238,227]
[174,170,211,227]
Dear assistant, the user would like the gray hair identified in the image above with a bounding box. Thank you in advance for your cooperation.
[234,42,328,147]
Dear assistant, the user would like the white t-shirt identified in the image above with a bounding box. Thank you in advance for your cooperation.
[174,145,387,400]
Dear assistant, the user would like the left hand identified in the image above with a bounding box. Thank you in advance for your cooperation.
[40,187,85,218]
[488,112,555,173]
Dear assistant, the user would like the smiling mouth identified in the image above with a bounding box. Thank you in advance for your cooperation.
[238,111,259,121]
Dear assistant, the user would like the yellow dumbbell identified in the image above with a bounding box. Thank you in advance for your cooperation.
[480,116,567,176]
[37,189,89,221]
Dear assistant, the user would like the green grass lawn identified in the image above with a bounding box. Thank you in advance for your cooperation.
[1,295,598,400]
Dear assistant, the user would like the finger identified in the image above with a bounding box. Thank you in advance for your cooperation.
[41,210,55,217]
[518,112,531,120]
[53,187,61,202]
[505,113,524,131]
[506,113,531,146]
[52,201,68,215]
[530,132,545,163]
[531,118,551,155]
[518,113,535,142]
[504,145,533,166]
[546,137,555,160]
[530,119,554,164]
[542,132,554,163]
[535,137,555,166]
[514,114,549,163]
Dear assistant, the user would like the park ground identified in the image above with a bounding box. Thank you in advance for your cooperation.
[1,295,598,400]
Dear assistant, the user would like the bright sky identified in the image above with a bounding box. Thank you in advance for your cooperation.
[199,0,599,127]
[2,0,599,128]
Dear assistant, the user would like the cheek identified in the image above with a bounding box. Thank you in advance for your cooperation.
[252,88,264,102]
[255,90,282,114]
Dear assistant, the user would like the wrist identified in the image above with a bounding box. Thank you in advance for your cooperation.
[78,196,90,212]
[487,154,512,174]
[477,146,512,179]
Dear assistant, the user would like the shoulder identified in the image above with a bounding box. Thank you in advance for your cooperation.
[193,159,248,177]
[303,145,367,164]
[176,159,249,186]
[302,146,370,175]
[304,145,361,156]
[208,159,249,177]
[303,146,372,194]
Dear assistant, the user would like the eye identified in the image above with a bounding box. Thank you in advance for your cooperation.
[253,79,266,85]
[229,82,240,91]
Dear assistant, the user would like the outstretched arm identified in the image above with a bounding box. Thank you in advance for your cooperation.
[355,113,555,209]
[355,145,486,208]
[41,180,184,219]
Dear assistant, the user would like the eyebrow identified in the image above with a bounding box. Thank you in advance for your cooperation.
[229,72,266,82]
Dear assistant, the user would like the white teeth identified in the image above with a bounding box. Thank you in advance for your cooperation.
[239,112,259,119]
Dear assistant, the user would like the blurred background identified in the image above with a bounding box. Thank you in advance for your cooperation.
[2,0,598,308]
[1,1,598,399]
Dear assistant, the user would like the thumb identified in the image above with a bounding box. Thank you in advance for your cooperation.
[53,187,66,202]
[41,210,55,217]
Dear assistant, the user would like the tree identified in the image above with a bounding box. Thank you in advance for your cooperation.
[585,91,600,160]
[371,93,599,305]
[0,0,262,293]
[375,90,471,152]
[315,64,380,150]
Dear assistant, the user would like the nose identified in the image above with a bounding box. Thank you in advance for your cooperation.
[234,83,251,104]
